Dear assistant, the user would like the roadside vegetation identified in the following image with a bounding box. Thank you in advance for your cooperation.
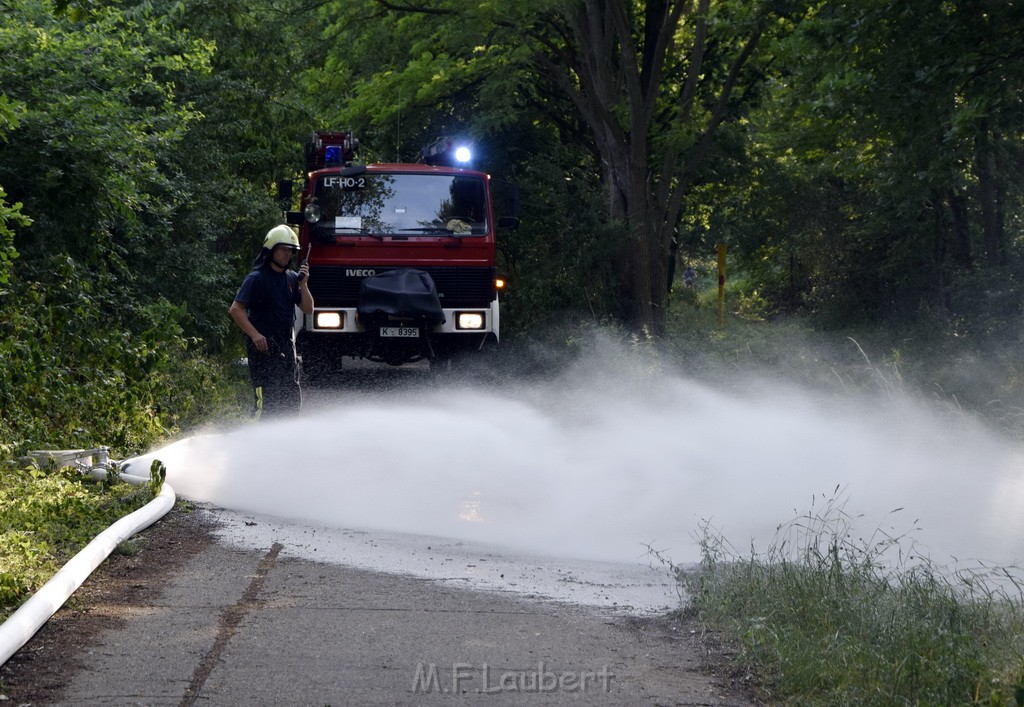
[0,462,161,623]
[654,285,1024,705]
[679,494,1024,705]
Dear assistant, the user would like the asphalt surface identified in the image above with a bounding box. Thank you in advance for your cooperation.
[5,510,752,706]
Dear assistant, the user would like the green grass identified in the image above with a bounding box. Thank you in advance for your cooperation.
[677,494,1024,705]
[0,462,157,623]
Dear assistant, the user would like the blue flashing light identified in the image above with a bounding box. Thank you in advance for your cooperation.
[324,145,344,165]
[420,136,476,166]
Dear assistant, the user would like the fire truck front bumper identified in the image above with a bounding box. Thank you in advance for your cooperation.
[299,300,499,339]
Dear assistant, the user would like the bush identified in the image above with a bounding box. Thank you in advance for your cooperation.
[0,255,242,457]
[681,495,1024,704]
[0,463,155,620]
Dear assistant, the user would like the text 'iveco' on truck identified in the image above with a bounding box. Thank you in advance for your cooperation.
[281,131,518,379]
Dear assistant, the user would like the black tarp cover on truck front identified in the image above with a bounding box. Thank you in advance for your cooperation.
[357,269,445,325]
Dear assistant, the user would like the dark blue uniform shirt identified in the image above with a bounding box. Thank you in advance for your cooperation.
[234,266,301,336]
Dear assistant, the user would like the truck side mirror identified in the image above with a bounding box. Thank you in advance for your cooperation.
[497,216,520,230]
[277,180,294,209]
[285,211,304,226]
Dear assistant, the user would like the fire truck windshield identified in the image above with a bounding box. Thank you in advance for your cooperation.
[311,173,488,236]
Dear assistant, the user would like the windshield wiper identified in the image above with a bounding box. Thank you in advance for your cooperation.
[398,226,483,237]
[316,224,384,240]
[398,226,458,235]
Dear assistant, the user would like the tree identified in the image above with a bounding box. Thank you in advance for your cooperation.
[0,0,235,450]
[148,0,331,345]
[725,0,1024,324]
[313,0,800,330]
[518,0,781,330]
[0,0,209,275]
[0,0,332,347]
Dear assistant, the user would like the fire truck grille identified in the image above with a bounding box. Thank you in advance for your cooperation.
[308,265,496,308]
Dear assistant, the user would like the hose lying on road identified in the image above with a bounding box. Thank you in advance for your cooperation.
[0,471,175,666]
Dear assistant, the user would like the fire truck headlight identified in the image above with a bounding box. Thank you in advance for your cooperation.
[304,203,322,223]
[315,311,343,329]
[456,312,485,330]
[454,146,472,164]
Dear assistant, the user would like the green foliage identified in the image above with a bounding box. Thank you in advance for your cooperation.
[497,130,632,332]
[682,495,1024,704]
[156,0,326,343]
[0,0,258,462]
[0,0,286,349]
[0,0,209,263]
[0,184,29,287]
[314,0,542,160]
[705,0,1024,325]
[0,0,281,628]
[0,255,241,456]
[0,91,29,288]
[0,463,155,620]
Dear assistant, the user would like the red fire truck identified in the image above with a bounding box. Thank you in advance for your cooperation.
[283,131,514,377]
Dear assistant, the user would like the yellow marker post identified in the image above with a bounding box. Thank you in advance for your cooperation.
[716,243,728,326]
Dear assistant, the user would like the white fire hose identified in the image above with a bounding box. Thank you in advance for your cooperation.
[0,449,176,666]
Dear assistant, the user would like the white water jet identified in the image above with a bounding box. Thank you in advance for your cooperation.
[125,351,1024,569]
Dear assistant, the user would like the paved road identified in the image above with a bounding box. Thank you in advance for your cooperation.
[3,509,751,706]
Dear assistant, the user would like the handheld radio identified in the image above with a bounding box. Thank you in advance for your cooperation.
[296,243,312,282]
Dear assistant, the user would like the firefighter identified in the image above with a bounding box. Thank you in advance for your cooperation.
[229,225,314,419]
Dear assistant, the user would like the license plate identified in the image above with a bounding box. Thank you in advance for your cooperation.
[380,326,419,338]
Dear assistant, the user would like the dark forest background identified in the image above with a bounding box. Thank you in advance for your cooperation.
[2,0,1023,454]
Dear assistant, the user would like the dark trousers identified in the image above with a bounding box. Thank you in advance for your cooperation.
[247,334,301,419]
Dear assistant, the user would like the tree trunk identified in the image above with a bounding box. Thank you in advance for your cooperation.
[531,0,765,332]
[975,123,1005,267]
[945,189,973,269]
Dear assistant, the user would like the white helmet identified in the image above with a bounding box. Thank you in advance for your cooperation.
[263,224,299,250]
